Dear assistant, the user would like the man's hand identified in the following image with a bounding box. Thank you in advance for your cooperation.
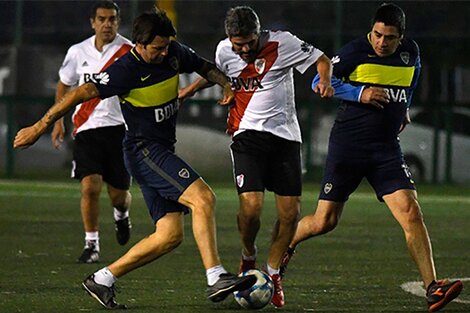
[13,121,48,149]
[51,119,65,149]
[360,87,389,109]
[218,83,234,106]
[313,81,335,98]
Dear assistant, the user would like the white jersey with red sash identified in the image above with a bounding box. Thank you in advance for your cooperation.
[215,30,324,143]
[58,34,132,136]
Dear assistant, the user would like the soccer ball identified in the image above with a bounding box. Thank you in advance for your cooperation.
[233,269,274,309]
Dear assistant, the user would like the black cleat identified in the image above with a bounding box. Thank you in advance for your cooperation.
[279,247,295,279]
[115,217,131,246]
[77,246,100,264]
[207,272,256,302]
[82,274,127,310]
[427,279,463,312]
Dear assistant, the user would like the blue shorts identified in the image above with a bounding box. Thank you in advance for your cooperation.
[319,141,415,202]
[123,139,199,223]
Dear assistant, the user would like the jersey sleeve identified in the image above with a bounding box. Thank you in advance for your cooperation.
[174,42,204,74]
[93,60,133,100]
[278,31,324,74]
[406,41,421,107]
[58,46,79,86]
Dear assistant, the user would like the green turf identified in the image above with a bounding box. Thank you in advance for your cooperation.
[0,180,469,312]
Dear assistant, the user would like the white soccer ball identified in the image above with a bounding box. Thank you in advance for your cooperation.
[233,269,274,310]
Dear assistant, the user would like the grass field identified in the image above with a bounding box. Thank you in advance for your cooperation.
[0,179,469,313]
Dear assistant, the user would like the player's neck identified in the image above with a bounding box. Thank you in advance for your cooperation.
[94,36,115,52]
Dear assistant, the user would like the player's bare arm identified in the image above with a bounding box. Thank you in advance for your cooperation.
[360,86,389,109]
[197,61,234,106]
[178,77,212,101]
[14,82,99,149]
[313,54,334,98]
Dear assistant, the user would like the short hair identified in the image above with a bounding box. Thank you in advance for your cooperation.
[132,9,176,45]
[224,6,261,37]
[372,3,406,35]
[90,0,120,19]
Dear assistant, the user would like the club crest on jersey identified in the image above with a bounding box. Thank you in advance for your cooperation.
[400,52,410,65]
[169,57,179,71]
[324,183,333,194]
[178,168,190,179]
[254,58,266,74]
[236,174,244,188]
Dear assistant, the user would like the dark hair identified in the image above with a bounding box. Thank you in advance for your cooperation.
[224,6,260,37]
[132,9,176,45]
[90,0,120,19]
[372,3,406,35]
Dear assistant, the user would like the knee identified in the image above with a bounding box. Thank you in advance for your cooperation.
[165,231,184,252]
[193,188,216,215]
[81,184,101,200]
[317,214,339,234]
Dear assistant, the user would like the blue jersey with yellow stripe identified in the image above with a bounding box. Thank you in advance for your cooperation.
[94,41,204,148]
[316,34,420,147]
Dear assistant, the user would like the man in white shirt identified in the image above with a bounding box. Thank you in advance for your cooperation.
[51,0,133,263]
[179,6,334,307]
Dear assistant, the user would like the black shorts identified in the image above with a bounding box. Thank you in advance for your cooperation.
[72,125,131,190]
[319,141,415,202]
[230,130,302,196]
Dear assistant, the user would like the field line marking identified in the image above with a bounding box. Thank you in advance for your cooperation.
[401,278,470,304]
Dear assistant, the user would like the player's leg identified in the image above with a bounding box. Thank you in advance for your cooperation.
[83,211,184,310]
[237,191,264,271]
[230,131,268,273]
[103,124,133,245]
[78,174,103,263]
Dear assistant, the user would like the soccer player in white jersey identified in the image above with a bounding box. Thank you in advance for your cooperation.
[51,0,133,263]
[179,6,334,307]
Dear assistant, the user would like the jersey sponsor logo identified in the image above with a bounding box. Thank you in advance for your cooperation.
[178,168,190,179]
[84,72,110,85]
[230,76,264,91]
[331,55,341,65]
[384,88,407,103]
[324,183,333,194]
[254,58,266,74]
[400,52,410,65]
[236,174,244,188]
[140,74,151,81]
[154,99,180,123]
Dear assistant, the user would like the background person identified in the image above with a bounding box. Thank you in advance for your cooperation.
[51,0,132,264]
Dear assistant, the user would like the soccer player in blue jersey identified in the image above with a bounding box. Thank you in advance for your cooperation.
[280,3,462,312]
[13,9,255,310]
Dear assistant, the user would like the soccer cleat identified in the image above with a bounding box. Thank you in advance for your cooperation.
[77,246,100,264]
[82,274,127,310]
[279,247,295,279]
[270,273,285,308]
[426,279,463,312]
[239,257,256,274]
[115,217,131,246]
[207,272,257,302]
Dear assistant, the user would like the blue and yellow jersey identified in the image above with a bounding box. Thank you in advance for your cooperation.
[314,34,421,146]
[93,41,204,148]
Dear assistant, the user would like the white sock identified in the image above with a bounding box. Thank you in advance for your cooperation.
[114,208,129,221]
[93,267,117,287]
[206,265,227,286]
[266,264,279,276]
[85,232,100,251]
[242,246,257,261]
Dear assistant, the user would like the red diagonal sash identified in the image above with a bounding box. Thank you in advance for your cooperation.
[72,43,132,136]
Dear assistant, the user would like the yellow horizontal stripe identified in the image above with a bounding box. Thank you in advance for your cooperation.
[122,75,179,107]
[349,63,414,87]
